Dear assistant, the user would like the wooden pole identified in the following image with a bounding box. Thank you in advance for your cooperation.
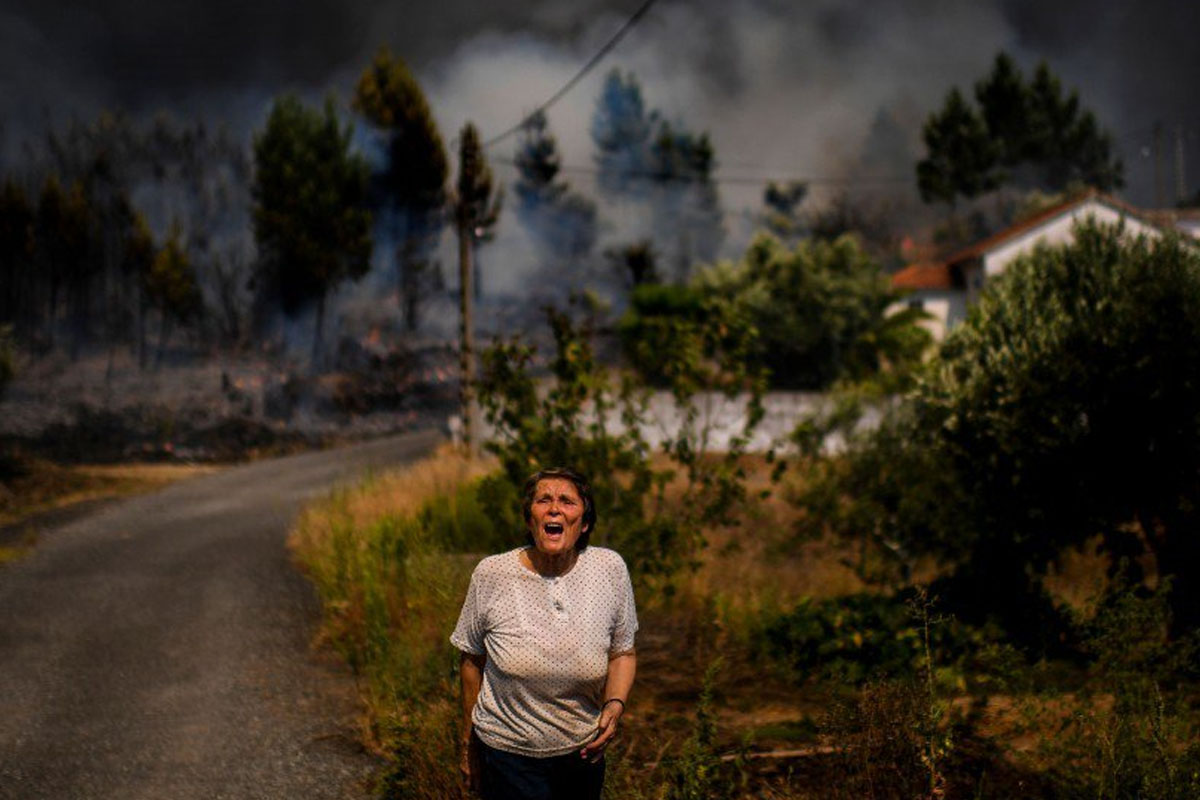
[458,221,475,456]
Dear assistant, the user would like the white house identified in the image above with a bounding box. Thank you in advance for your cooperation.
[892,192,1178,340]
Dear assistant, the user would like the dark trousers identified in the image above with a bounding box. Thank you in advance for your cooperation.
[478,737,605,800]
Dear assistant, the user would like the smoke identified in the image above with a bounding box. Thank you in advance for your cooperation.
[3,0,1198,343]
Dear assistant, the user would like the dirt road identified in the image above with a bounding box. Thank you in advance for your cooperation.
[0,430,442,799]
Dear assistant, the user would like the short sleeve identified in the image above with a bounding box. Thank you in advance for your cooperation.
[450,567,485,655]
[609,558,638,654]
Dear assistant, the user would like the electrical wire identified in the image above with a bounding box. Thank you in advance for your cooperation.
[490,156,915,187]
[482,0,660,149]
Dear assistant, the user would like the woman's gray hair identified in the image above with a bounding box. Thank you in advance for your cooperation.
[522,467,596,550]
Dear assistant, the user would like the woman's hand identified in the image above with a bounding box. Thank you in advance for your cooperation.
[460,735,482,793]
[580,699,624,762]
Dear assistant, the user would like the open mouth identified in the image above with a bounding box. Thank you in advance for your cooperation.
[543,522,564,535]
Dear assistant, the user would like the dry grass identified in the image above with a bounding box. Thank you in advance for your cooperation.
[0,457,221,528]
[289,443,495,557]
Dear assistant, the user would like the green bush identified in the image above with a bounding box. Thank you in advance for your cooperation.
[1046,585,1200,800]
[477,301,767,591]
[692,233,929,389]
[794,222,1200,639]
[758,589,996,684]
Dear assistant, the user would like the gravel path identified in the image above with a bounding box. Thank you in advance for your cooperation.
[0,430,442,799]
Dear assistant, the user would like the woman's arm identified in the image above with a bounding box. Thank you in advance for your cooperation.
[580,649,637,761]
[459,651,486,789]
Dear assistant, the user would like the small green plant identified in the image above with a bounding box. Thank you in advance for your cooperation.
[1045,583,1200,800]
[756,587,994,685]
[476,298,769,592]
[817,589,957,800]
[662,659,733,800]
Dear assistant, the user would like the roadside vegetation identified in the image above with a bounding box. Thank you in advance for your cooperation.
[291,223,1200,798]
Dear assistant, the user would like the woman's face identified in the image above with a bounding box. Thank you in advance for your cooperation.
[528,478,588,557]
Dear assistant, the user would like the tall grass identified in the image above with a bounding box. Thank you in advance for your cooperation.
[289,445,497,798]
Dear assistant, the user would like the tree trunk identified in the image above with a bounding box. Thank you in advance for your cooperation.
[459,222,475,456]
[311,292,326,373]
[155,310,171,369]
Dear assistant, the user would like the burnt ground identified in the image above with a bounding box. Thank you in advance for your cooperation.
[0,429,441,799]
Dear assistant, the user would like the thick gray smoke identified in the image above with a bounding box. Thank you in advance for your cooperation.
[3,0,1197,324]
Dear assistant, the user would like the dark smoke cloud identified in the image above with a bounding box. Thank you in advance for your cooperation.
[2,0,1197,208]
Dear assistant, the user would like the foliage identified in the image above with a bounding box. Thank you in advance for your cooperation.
[661,660,735,800]
[606,240,660,288]
[591,69,655,198]
[762,180,808,240]
[143,224,203,363]
[616,283,760,396]
[251,94,372,359]
[514,110,597,270]
[796,222,1200,639]
[692,233,930,390]
[1044,585,1200,799]
[454,122,503,247]
[289,450,496,800]
[918,52,1123,207]
[591,69,724,278]
[916,87,998,208]
[477,298,766,587]
[757,588,997,686]
[352,48,448,331]
[647,121,724,273]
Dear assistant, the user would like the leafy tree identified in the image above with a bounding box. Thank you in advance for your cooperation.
[352,48,448,331]
[692,234,929,390]
[251,94,372,363]
[514,110,597,273]
[801,223,1200,639]
[143,224,203,366]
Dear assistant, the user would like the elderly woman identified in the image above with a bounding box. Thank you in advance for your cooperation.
[451,467,638,800]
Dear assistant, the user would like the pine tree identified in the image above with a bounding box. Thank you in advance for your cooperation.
[352,48,448,331]
[251,95,372,364]
[916,88,999,208]
[515,111,597,273]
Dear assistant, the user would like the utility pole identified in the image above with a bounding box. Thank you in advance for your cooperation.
[454,122,501,458]
[458,220,475,456]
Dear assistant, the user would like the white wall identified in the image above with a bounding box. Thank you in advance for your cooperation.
[984,200,1163,278]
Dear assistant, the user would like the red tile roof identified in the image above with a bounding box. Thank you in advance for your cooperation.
[891,261,954,290]
[893,191,1170,292]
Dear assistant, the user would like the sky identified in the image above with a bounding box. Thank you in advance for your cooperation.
[3,0,1199,294]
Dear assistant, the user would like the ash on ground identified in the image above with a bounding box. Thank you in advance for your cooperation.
[0,337,459,463]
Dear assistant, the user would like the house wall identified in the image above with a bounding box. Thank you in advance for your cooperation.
[983,200,1163,278]
[889,289,967,341]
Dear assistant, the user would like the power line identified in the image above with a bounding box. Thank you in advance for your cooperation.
[482,0,660,149]
[491,156,914,187]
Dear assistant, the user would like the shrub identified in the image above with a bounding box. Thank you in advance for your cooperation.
[758,588,995,685]
[1045,585,1200,799]
[794,222,1200,639]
